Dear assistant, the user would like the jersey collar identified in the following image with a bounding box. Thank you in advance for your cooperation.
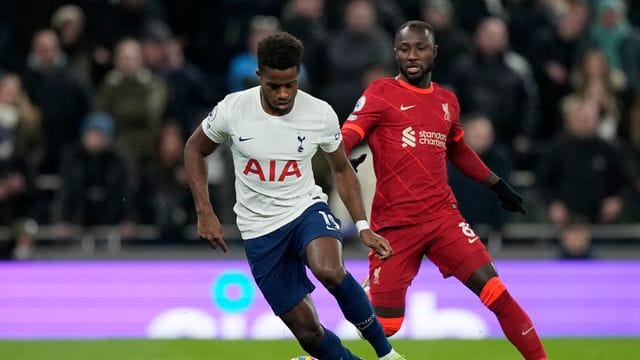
[395,75,434,94]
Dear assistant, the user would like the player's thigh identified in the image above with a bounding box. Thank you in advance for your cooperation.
[244,228,314,317]
[426,210,492,284]
[368,224,427,308]
[305,236,346,284]
[295,202,344,271]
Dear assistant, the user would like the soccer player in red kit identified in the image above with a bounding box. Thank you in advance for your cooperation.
[341,21,547,360]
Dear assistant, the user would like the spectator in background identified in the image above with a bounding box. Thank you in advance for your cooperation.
[162,36,215,138]
[528,1,590,140]
[0,72,43,169]
[571,47,626,101]
[138,123,193,242]
[449,17,539,169]
[281,0,329,94]
[22,29,89,175]
[0,142,34,235]
[558,219,594,259]
[448,113,514,230]
[370,0,407,38]
[0,218,38,260]
[50,4,93,91]
[537,96,632,225]
[94,38,168,167]
[420,0,471,85]
[621,86,640,219]
[506,0,557,58]
[624,86,640,167]
[0,73,38,258]
[588,0,640,99]
[227,15,281,92]
[139,20,214,136]
[57,112,133,231]
[323,0,394,120]
[140,20,173,74]
[581,77,621,141]
[87,0,165,52]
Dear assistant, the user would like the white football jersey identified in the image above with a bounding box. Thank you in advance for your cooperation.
[202,86,342,239]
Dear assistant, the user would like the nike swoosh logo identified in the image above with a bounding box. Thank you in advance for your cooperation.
[468,236,479,244]
[400,104,416,111]
[521,326,534,336]
[238,137,254,142]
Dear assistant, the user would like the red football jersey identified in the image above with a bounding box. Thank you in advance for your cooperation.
[342,77,465,230]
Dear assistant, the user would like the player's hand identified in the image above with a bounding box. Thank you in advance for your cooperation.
[490,178,527,215]
[349,154,367,173]
[196,211,228,253]
[359,229,393,259]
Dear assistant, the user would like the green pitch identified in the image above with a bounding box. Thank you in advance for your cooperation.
[0,338,636,359]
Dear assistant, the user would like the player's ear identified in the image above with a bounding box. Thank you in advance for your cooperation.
[255,68,262,81]
[434,44,438,59]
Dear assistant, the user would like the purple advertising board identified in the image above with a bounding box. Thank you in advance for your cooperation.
[0,260,638,339]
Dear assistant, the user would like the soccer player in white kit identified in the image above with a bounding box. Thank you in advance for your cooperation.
[184,32,406,360]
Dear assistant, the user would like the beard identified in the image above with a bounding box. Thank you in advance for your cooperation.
[399,60,434,86]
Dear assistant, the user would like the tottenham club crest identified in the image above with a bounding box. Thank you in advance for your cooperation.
[297,134,306,152]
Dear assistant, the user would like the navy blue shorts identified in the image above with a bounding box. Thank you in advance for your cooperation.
[244,202,343,316]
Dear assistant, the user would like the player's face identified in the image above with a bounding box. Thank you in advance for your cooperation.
[394,26,437,87]
[257,66,299,116]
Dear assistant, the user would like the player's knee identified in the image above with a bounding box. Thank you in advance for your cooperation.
[313,265,347,289]
[378,316,404,337]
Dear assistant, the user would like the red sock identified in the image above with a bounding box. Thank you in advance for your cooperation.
[481,278,547,360]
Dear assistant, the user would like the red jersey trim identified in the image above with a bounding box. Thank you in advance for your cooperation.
[342,123,365,140]
[395,77,434,94]
[450,129,465,142]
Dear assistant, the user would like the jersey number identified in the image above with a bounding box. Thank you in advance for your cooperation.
[458,222,477,237]
[319,211,340,231]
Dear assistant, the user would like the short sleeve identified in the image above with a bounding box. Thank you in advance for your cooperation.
[341,89,385,141]
[319,105,342,153]
[201,99,230,143]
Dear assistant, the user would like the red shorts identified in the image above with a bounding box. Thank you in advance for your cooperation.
[368,208,492,308]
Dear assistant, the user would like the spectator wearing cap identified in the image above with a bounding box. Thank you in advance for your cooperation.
[56,112,134,231]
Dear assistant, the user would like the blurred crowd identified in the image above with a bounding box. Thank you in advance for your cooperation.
[1,0,640,260]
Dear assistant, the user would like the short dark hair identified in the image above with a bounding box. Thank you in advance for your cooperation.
[395,20,436,43]
[257,32,303,71]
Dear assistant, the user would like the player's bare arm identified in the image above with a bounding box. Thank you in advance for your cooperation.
[184,126,229,253]
[324,142,393,259]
